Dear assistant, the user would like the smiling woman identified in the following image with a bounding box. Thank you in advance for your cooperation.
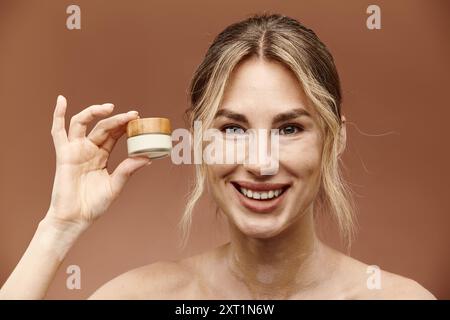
[173,13,436,299]
[181,14,352,250]
[0,12,436,300]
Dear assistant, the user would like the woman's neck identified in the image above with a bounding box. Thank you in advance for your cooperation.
[224,207,332,299]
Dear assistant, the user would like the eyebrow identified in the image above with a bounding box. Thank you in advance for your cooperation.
[214,108,311,125]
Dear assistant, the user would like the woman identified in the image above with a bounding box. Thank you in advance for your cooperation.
[0,13,435,299]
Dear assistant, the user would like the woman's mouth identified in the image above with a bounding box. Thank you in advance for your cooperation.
[230,181,290,213]
[236,186,286,200]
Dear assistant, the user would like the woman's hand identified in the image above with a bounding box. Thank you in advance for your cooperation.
[0,95,152,299]
[45,95,151,230]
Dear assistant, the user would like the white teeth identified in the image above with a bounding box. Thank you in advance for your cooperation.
[239,187,284,200]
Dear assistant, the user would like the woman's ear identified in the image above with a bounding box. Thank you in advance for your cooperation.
[338,115,347,156]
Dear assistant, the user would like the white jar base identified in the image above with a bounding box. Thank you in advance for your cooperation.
[127,133,172,159]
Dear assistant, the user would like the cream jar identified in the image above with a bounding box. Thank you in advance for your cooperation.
[126,117,172,160]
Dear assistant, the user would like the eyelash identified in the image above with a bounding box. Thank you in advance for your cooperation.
[220,123,304,135]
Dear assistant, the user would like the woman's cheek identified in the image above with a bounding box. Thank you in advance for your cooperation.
[206,163,236,204]
[207,163,236,181]
[280,139,322,178]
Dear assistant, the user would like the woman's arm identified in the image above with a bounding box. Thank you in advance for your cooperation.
[0,95,150,299]
[0,214,87,299]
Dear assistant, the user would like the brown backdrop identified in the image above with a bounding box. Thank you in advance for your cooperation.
[0,0,449,299]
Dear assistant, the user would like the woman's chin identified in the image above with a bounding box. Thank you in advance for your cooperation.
[233,216,285,239]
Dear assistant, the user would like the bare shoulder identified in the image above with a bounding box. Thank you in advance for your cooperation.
[332,249,436,300]
[373,269,436,300]
[88,260,196,299]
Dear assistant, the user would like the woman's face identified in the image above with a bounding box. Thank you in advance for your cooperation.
[206,56,324,238]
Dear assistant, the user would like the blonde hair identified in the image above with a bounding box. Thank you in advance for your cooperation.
[178,12,356,249]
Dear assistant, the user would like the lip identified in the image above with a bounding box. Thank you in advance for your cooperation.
[231,180,291,191]
[230,181,290,213]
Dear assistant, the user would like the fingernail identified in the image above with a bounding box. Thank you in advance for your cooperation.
[146,160,152,166]
[127,111,139,116]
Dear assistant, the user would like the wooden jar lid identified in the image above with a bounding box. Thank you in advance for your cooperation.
[126,118,171,137]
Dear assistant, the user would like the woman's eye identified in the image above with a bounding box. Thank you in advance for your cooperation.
[222,125,246,135]
[279,124,303,135]
[220,124,303,135]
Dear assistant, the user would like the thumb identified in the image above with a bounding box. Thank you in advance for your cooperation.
[110,156,151,195]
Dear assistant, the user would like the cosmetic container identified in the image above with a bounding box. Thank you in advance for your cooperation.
[126,117,172,159]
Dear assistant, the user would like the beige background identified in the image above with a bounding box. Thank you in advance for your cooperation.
[0,0,449,299]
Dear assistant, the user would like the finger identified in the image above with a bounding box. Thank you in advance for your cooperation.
[87,110,139,146]
[100,126,126,154]
[98,112,141,154]
[51,95,69,149]
[67,103,115,141]
[110,157,152,196]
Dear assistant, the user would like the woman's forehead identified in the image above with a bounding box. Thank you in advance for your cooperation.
[220,58,313,116]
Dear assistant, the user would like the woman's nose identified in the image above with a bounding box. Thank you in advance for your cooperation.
[243,160,268,176]
[243,129,279,176]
